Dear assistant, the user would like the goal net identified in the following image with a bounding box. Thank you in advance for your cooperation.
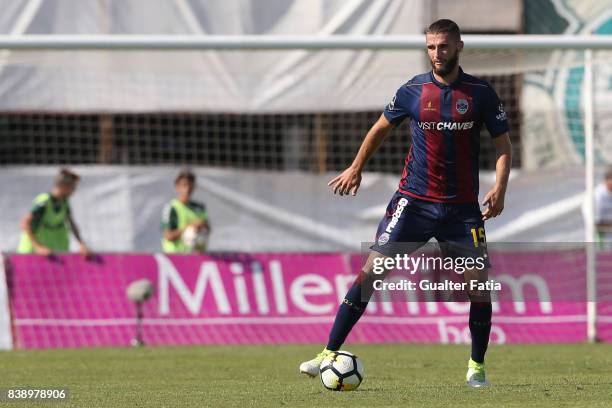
[0,40,610,349]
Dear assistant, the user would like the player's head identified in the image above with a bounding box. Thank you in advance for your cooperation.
[605,165,612,191]
[175,168,196,199]
[425,19,463,77]
[53,168,80,198]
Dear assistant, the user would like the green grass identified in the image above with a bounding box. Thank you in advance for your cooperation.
[2,344,612,407]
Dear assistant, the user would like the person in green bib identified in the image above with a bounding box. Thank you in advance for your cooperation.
[161,169,211,254]
[18,168,91,257]
[595,166,612,248]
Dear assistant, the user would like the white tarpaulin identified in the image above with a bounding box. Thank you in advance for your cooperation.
[0,166,594,254]
[0,0,426,112]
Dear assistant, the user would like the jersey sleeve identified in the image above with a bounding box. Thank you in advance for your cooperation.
[30,198,46,217]
[383,84,412,125]
[192,202,208,221]
[200,204,209,221]
[161,203,178,230]
[482,85,509,138]
[29,196,47,231]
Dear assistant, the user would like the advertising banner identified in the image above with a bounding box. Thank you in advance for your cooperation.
[4,250,609,349]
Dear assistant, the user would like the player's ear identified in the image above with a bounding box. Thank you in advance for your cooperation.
[457,40,464,53]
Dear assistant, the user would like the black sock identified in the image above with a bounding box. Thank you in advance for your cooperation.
[326,274,374,351]
[469,302,492,364]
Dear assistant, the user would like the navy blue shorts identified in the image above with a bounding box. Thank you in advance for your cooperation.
[371,191,490,267]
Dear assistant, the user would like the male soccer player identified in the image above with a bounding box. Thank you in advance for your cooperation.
[161,169,211,253]
[299,19,512,388]
[18,168,91,256]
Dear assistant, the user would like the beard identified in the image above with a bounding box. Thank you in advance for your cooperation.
[430,52,459,77]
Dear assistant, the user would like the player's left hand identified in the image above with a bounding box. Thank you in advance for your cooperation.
[79,242,93,259]
[481,186,505,220]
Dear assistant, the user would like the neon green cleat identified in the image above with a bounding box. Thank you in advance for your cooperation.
[299,348,334,377]
[466,358,490,388]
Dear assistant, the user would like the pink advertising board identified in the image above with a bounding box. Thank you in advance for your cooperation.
[2,251,610,349]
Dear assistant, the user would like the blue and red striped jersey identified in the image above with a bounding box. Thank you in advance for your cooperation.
[383,67,508,204]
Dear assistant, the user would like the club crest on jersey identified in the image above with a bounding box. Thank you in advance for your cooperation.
[456,98,469,115]
[377,233,390,246]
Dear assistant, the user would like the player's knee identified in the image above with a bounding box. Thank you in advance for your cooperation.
[363,252,394,277]
[467,288,491,302]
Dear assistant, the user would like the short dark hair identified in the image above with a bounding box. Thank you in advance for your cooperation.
[175,168,196,185]
[426,19,461,41]
[606,165,612,180]
[54,168,80,186]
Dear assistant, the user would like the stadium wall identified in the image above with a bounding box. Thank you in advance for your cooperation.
[2,252,611,349]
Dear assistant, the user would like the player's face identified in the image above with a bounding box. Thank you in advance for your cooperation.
[426,32,463,77]
[176,179,195,198]
[57,183,76,198]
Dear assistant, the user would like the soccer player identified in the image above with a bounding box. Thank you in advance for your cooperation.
[161,169,211,253]
[595,166,612,243]
[299,19,512,388]
[17,168,91,257]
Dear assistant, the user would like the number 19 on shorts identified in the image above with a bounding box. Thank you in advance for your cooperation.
[471,227,486,248]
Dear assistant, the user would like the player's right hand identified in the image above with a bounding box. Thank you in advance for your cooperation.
[34,244,52,257]
[328,166,362,196]
[79,242,93,259]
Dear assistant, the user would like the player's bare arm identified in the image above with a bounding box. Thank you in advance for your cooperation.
[203,219,212,233]
[597,222,612,233]
[328,114,394,196]
[163,220,205,241]
[20,212,52,256]
[163,227,184,241]
[68,213,91,257]
[191,218,209,232]
[482,133,512,220]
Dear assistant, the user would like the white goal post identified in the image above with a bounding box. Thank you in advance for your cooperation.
[0,34,605,342]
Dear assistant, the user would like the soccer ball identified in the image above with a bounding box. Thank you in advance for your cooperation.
[319,350,364,391]
[182,225,208,252]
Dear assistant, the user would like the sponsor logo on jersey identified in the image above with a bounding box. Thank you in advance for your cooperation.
[496,103,507,121]
[424,100,436,111]
[417,121,474,131]
[456,98,469,114]
[387,96,396,110]
[385,198,409,234]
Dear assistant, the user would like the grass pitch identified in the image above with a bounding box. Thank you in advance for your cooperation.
[2,344,612,407]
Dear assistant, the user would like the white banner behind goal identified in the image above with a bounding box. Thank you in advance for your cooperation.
[0,165,597,253]
[0,0,426,112]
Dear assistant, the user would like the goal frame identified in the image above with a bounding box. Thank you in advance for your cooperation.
[0,33,604,342]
